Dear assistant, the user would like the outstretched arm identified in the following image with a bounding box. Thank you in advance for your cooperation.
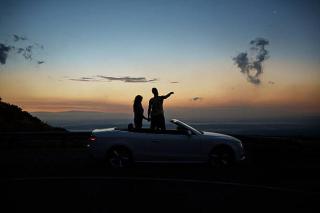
[163,92,174,99]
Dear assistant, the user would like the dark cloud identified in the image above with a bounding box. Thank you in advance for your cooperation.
[170,81,179,84]
[0,43,12,65]
[250,37,269,47]
[192,97,203,101]
[17,48,24,54]
[233,52,249,74]
[233,37,270,85]
[68,75,158,83]
[0,34,45,66]
[16,44,43,62]
[22,45,33,60]
[13,34,27,42]
[97,75,158,83]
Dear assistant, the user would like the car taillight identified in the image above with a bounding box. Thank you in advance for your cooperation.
[88,135,96,142]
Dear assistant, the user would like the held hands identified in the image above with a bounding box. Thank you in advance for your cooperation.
[145,117,151,122]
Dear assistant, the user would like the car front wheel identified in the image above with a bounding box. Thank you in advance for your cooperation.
[209,147,235,168]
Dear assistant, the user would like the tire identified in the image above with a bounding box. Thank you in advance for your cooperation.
[209,146,235,168]
[106,147,133,169]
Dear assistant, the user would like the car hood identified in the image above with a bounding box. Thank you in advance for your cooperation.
[202,131,241,142]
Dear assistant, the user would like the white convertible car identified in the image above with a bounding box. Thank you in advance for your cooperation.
[89,119,245,168]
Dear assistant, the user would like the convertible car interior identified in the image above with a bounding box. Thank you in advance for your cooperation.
[125,123,191,135]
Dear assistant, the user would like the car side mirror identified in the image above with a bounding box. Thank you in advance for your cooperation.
[187,130,192,136]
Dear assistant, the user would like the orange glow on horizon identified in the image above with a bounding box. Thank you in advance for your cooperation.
[1,60,319,115]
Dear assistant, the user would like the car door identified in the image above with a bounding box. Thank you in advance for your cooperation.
[125,131,153,162]
[145,131,202,162]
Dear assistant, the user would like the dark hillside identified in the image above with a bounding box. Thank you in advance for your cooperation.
[0,99,66,132]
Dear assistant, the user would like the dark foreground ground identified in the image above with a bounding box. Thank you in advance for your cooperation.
[1,132,320,212]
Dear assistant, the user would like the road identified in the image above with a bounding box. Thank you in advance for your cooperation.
[1,134,320,212]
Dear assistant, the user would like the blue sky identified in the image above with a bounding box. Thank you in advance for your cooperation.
[1,0,319,67]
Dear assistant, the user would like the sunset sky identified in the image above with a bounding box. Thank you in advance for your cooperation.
[1,0,319,119]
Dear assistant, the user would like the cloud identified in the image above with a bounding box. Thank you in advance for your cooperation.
[17,47,24,54]
[69,77,101,82]
[192,97,203,101]
[22,45,33,60]
[170,81,179,84]
[13,34,27,42]
[233,37,270,85]
[0,34,45,66]
[68,75,158,83]
[250,37,269,47]
[0,43,12,65]
[268,81,275,85]
[97,75,158,83]
[233,52,249,74]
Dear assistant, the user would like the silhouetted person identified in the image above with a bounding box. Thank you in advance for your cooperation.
[133,95,148,129]
[148,88,174,130]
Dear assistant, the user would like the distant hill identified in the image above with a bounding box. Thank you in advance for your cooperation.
[32,111,131,122]
[32,111,131,131]
[0,100,66,132]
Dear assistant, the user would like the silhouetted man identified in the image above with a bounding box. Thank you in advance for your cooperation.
[148,88,174,130]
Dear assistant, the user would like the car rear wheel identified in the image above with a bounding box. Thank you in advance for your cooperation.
[106,147,133,169]
[209,146,235,168]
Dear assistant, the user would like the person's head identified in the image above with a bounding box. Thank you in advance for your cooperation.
[134,95,143,106]
[152,88,158,96]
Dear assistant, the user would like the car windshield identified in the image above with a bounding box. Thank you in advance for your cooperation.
[173,120,203,135]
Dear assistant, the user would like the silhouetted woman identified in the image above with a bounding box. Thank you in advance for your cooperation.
[133,95,148,129]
